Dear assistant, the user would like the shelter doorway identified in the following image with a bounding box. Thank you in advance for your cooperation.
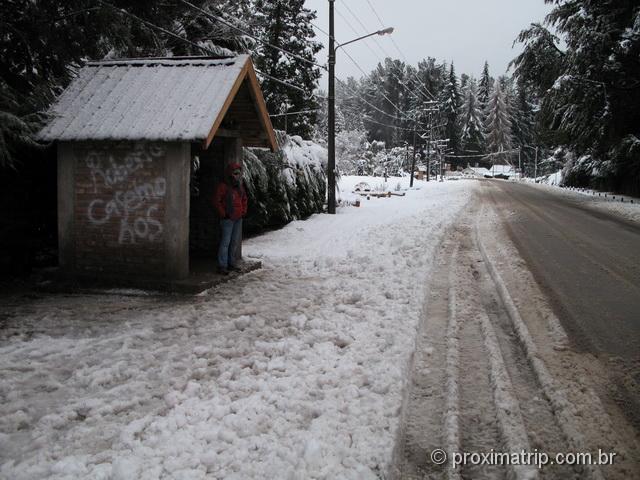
[188,137,242,273]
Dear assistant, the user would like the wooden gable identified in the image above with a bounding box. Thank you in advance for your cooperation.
[204,59,278,151]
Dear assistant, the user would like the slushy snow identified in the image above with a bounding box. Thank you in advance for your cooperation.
[0,177,475,479]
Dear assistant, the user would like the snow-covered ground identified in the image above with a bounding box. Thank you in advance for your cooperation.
[0,176,475,479]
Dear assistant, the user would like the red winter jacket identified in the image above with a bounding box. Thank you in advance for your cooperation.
[214,173,248,220]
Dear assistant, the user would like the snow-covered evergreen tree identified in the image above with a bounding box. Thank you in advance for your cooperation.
[312,90,328,145]
[363,58,407,146]
[337,77,365,132]
[512,0,640,194]
[485,81,513,164]
[460,73,469,91]
[253,0,322,139]
[416,58,447,101]
[335,128,368,175]
[460,78,485,155]
[478,61,493,112]
[510,80,535,170]
[0,0,254,168]
[440,63,461,157]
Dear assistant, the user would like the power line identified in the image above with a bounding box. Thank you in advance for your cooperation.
[309,18,413,123]
[178,0,330,103]
[338,46,425,123]
[336,3,436,127]
[339,2,420,100]
[363,116,426,132]
[254,69,308,94]
[178,0,328,71]
[309,19,332,39]
[96,0,221,56]
[338,47,409,119]
[361,0,438,101]
[444,149,520,159]
[336,5,423,106]
[330,10,413,120]
[364,0,385,27]
[90,0,423,138]
[335,77,416,124]
[97,0,314,99]
[311,9,432,127]
[270,109,320,118]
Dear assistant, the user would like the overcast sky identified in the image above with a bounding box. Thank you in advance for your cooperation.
[304,0,553,84]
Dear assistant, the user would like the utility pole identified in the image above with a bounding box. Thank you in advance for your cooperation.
[534,146,538,182]
[326,4,392,214]
[438,139,449,181]
[405,142,409,172]
[409,122,417,187]
[426,111,431,182]
[422,104,438,181]
[327,0,336,213]
[518,148,521,179]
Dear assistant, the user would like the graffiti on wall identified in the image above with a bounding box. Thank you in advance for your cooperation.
[84,143,166,244]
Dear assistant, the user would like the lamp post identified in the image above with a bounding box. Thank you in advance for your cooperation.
[520,145,539,180]
[327,0,393,214]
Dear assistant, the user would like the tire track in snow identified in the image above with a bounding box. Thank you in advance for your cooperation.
[475,209,604,480]
[394,203,598,480]
[444,246,461,480]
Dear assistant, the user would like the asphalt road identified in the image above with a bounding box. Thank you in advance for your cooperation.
[483,180,640,431]
[483,180,640,359]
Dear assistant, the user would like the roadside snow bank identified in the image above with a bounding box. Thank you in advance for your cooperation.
[0,178,475,479]
[527,182,640,225]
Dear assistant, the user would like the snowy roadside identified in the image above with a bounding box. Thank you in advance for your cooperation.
[521,179,640,225]
[0,177,475,480]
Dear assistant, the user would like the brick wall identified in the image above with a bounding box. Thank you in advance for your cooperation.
[71,141,169,277]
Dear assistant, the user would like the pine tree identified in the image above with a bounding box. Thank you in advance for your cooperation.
[460,73,469,91]
[510,80,535,170]
[485,81,513,164]
[441,63,461,158]
[362,58,403,146]
[253,0,322,139]
[337,77,365,132]
[0,0,253,168]
[478,61,493,112]
[512,0,640,194]
[383,59,406,146]
[417,58,446,95]
[460,78,485,156]
[312,89,328,145]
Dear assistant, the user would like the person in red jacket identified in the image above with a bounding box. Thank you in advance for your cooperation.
[213,162,248,274]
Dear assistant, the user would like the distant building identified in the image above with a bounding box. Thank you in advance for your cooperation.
[488,164,516,178]
[462,166,492,178]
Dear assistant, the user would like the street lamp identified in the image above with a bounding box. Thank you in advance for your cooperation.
[520,145,539,181]
[327,0,393,214]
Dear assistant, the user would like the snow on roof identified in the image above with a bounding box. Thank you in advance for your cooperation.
[38,55,275,149]
[464,167,492,176]
[489,164,515,175]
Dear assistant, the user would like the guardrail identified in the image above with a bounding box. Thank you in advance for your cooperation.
[559,185,636,204]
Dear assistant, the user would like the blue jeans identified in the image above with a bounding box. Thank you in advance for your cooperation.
[218,219,242,269]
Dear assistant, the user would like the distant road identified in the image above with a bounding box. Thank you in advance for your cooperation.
[483,180,640,358]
